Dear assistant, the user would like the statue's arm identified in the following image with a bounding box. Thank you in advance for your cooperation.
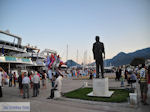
[92,44,95,59]
[103,43,105,59]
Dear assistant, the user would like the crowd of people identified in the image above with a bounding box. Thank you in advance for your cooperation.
[0,62,150,105]
[0,53,65,99]
[66,68,96,78]
[0,67,64,99]
[114,64,150,105]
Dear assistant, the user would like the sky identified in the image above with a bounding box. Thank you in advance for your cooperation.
[0,0,150,64]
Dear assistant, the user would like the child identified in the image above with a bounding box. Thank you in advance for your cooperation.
[120,75,125,87]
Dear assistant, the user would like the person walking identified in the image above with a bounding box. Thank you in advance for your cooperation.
[118,67,122,80]
[13,72,16,87]
[0,67,5,97]
[18,73,24,96]
[92,36,105,78]
[8,71,12,87]
[42,71,46,89]
[48,68,54,87]
[124,69,128,81]
[22,73,30,99]
[37,71,41,92]
[147,66,150,98]
[32,72,40,97]
[29,72,34,89]
[115,68,119,81]
[140,64,149,105]
[120,74,125,87]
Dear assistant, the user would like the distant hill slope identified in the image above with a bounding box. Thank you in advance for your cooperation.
[66,60,81,67]
[90,47,150,67]
[105,47,150,66]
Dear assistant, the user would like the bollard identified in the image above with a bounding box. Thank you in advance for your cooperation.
[129,93,137,105]
[83,82,88,87]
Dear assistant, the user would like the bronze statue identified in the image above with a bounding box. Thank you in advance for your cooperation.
[93,36,105,78]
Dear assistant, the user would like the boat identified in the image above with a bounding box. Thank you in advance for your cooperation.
[0,30,32,76]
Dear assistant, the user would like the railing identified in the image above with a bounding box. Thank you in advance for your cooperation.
[0,44,26,53]
[14,52,45,59]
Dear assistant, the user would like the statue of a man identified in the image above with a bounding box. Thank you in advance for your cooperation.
[92,36,105,78]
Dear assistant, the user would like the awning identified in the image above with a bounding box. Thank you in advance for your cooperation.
[0,56,33,64]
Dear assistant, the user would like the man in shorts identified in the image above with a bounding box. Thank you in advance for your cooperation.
[140,64,149,105]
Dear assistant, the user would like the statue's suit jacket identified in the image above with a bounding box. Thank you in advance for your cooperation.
[93,41,105,62]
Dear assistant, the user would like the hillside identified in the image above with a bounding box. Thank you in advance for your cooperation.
[90,47,150,67]
[66,60,81,67]
[105,47,150,66]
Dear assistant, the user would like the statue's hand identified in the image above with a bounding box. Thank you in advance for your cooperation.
[103,55,105,59]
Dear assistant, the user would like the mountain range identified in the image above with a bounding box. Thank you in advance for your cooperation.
[66,59,81,67]
[104,47,150,66]
[66,47,150,67]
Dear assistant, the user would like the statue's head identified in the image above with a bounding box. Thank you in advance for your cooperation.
[95,36,100,42]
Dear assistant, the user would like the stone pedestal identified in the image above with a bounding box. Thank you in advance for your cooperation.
[88,78,114,97]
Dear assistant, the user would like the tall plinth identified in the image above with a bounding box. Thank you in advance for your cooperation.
[88,77,114,97]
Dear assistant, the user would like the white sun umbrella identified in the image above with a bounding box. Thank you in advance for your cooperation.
[61,64,68,68]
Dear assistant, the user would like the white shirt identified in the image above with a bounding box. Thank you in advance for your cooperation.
[140,68,146,78]
[54,76,63,92]
[121,70,124,76]
[22,76,30,84]
[48,69,52,79]
[32,74,40,84]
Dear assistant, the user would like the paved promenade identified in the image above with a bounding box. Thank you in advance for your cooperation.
[0,75,149,112]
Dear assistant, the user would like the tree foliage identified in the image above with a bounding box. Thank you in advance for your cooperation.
[130,58,145,66]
